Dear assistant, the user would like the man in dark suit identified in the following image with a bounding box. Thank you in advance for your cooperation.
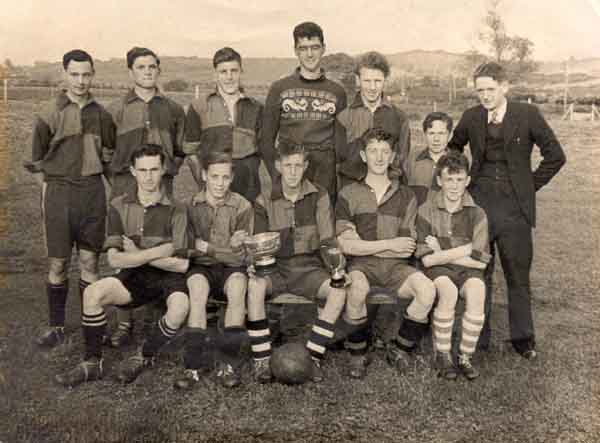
[448,62,566,359]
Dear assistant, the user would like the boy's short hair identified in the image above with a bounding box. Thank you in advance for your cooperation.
[293,22,324,46]
[213,47,242,68]
[62,49,94,70]
[130,144,165,166]
[422,112,453,133]
[473,61,507,83]
[355,51,390,78]
[361,127,396,150]
[436,151,470,177]
[127,47,160,69]
[202,150,233,171]
[277,139,308,160]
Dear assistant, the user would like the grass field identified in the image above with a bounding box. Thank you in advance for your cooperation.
[1,97,599,443]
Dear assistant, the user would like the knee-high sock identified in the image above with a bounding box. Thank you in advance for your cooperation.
[183,327,210,370]
[248,319,272,361]
[343,316,369,356]
[306,318,335,360]
[78,279,92,318]
[82,310,107,361]
[47,281,69,327]
[460,313,485,355]
[432,310,454,354]
[142,316,178,358]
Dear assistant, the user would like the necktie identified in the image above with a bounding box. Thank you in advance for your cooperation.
[490,110,500,124]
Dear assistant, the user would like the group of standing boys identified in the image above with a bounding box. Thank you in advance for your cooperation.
[26,21,565,389]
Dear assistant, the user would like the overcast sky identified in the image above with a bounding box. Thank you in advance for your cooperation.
[1,0,599,65]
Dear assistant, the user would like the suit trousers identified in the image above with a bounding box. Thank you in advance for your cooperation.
[471,176,535,350]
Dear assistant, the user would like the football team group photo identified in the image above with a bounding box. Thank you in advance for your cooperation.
[2,2,599,442]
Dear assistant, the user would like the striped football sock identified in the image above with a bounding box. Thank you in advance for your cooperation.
[306,318,335,361]
[142,316,178,358]
[82,310,107,360]
[459,313,485,355]
[432,310,455,354]
[248,319,272,361]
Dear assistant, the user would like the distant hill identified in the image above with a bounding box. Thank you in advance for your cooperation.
[386,50,468,76]
[537,58,600,76]
[19,51,600,88]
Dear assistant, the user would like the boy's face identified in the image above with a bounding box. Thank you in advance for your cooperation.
[425,120,450,156]
[437,168,470,203]
[276,153,308,189]
[360,139,395,176]
[295,36,325,74]
[215,60,242,95]
[129,55,160,89]
[131,155,165,193]
[475,76,508,111]
[64,60,94,97]
[202,162,233,200]
[359,67,386,107]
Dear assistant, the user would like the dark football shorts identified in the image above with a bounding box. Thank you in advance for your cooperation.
[232,154,262,203]
[349,257,419,292]
[424,264,484,290]
[186,263,246,301]
[268,254,330,304]
[43,177,106,258]
[115,265,188,309]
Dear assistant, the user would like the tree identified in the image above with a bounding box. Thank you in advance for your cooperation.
[479,0,512,63]
[4,58,14,71]
[509,36,537,76]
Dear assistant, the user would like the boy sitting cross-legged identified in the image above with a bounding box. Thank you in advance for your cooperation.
[415,151,491,380]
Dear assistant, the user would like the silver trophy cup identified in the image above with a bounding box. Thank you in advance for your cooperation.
[320,245,348,289]
[243,232,281,276]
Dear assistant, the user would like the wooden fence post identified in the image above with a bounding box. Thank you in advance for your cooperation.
[3,79,7,104]
[195,85,200,100]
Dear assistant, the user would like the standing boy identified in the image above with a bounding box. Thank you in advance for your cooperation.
[261,22,347,196]
[336,51,410,189]
[106,47,186,347]
[184,47,266,202]
[24,49,115,348]
[405,112,453,205]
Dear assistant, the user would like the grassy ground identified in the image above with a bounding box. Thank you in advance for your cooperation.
[1,98,599,443]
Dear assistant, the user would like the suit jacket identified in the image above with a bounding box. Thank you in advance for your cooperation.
[448,101,566,227]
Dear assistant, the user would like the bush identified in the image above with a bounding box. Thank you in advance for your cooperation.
[163,79,189,92]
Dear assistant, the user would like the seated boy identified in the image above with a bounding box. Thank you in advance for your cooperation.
[405,112,453,205]
[174,151,253,390]
[415,151,490,380]
[55,144,190,387]
[336,128,436,378]
[246,140,348,383]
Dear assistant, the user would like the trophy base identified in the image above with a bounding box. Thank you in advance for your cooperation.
[255,261,277,277]
[330,277,346,289]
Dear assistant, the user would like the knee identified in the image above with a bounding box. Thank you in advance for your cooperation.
[347,272,369,309]
[325,287,347,315]
[83,282,106,309]
[225,273,247,298]
[248,277,268,305]
[48,258,69,283]
[166,291,190,319]
[463,279,486,315]
[187,274,210,295]
[79,254,99,275]
[434,277,458,311]
[414,274,436,309]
